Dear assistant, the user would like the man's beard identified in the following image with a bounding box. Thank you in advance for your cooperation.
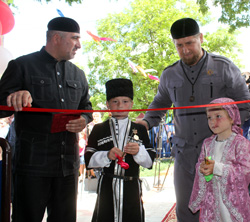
[182,53,201,66]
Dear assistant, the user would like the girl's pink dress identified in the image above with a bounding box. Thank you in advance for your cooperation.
[189,133,250,222]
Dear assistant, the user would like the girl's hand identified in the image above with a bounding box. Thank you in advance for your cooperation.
[200,159,215,176]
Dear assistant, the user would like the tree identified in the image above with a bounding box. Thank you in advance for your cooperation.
[81,0,242,120]
[197,0,250,32]
[7,0,250,31]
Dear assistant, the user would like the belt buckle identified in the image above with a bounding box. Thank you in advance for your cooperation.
[124,176,133,181]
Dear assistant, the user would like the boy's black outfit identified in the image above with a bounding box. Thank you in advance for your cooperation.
[85,118,155,222]
[85,78,155,222]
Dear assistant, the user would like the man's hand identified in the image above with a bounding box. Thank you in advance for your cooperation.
[66,116,86,133]
[7,90,33,111]
[107,147,123,160]
[134,120,149,130]
[124,142,139,155]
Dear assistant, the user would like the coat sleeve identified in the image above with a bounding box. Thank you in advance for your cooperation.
[84,124,99,169]
[77,69,93,124]
[188,139,209,213]
[222,57,250,123]
[220,136,250,218]
[144,69,173,128]
[0,60,20,117]
[223,136,250,185]
[140,124,156,155]
[133,124,156,169]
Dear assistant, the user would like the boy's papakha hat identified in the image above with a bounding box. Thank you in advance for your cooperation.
[170,18,199,39]
[48,17,80,33]
[105,78,133,101]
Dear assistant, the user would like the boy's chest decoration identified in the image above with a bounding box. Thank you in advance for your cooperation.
[132,128,139,140]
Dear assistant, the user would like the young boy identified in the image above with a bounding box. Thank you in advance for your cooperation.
[84,78,156,222]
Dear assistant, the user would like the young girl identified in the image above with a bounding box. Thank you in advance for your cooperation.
[189,97,250,222]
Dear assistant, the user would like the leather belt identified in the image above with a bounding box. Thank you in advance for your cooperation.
[101,172,139,181]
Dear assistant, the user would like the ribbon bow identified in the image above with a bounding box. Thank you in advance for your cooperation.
[115,154,129,169]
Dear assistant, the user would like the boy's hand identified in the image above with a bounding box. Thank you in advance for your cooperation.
[108,147,123,160]
[124,142,139,155]
[200,159,215,176]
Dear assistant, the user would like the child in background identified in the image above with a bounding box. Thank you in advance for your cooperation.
[85,78,156,222]
[78,131,86,182]
[189,97,250,221]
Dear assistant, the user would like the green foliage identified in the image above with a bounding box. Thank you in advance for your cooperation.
[203,28,243,68]
[82,0,242,119]
[197,0,250,32]
[140,159,174,177]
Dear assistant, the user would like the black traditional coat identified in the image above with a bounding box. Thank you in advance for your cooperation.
[0,47,93,177]
[85,118,155,222]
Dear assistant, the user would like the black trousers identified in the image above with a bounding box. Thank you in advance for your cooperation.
[12,173,78,222]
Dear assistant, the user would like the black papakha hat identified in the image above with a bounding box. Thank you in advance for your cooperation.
[48,17,80,33]
[106,78,133,101]
[170,18,199,39]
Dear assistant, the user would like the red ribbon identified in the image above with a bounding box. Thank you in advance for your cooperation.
[0,100,249,113]
[115,154,129,169]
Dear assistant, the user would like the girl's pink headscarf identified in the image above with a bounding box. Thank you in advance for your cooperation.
[209,97,242,134]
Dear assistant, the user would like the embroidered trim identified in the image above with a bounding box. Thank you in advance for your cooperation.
[109,118,131,222]
[219,135,243,221]
[97,136,113,146]
[211,134,243,221]
[85,147,97,153]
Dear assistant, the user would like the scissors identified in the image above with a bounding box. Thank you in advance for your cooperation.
[122,131,134,158]
[204,144,210,165]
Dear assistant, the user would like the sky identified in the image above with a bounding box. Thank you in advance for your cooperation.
[2,0,250,72]
[3,0,130,65]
